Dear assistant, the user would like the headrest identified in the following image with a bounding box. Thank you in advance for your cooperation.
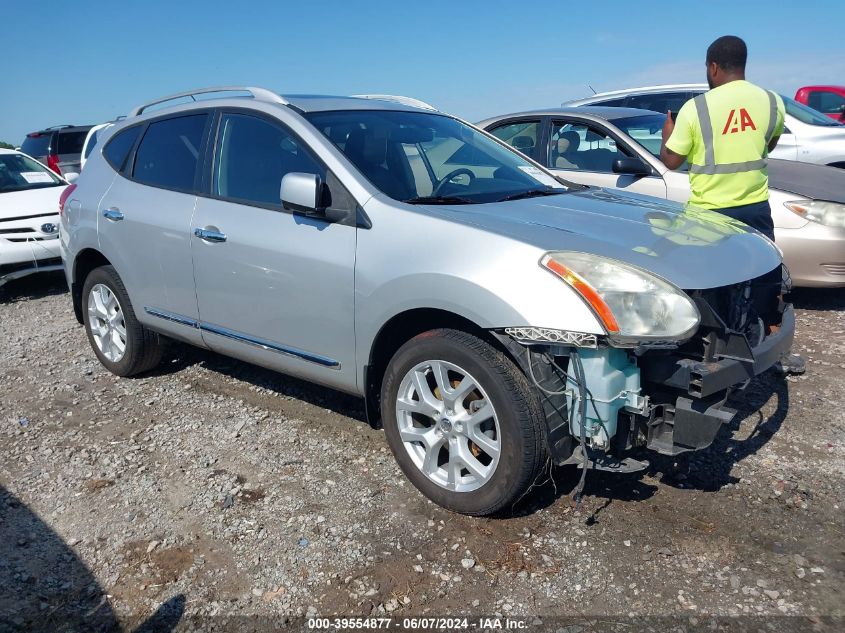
[345,129,387,166]
[512,135,535,150]
[557,131,580,153]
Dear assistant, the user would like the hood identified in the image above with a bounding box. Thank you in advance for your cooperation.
[769,159,845,205]
[423,188,782,290]
[0,185,66,220]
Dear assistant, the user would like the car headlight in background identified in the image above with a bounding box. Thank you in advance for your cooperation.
[784,200,845,228]
[540,252,700,343]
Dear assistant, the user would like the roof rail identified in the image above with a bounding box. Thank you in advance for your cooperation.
[351,94,437,111]
[128,86,288,117]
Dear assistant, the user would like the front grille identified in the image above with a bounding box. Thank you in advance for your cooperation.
[678,274,778,363]
[0,212,56,224]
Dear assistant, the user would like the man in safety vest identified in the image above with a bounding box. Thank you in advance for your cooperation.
[660,35,804,374]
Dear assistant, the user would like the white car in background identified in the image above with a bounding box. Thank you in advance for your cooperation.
[0,149,69,288]
[566,84,845,168]
[80,122,116,170]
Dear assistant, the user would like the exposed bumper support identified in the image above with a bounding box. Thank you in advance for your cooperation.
[643,305,795,399]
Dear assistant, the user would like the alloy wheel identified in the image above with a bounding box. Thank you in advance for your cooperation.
[87,283,127,363]
[395,359,501,492]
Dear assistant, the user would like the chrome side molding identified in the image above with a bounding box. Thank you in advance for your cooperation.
[144,307,340,369]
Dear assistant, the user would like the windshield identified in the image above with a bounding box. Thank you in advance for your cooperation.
[782,95,843,126]
[612,114,667,158]
[305,110,568,203]
[0,153,64,193]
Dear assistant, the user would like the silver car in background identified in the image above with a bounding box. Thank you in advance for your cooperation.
[566,84,845,168]
[479,107,845,287]
[61,87,794,515]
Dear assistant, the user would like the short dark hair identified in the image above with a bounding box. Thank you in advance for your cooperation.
[706,35,747,72]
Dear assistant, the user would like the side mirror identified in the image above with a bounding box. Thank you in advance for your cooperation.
[63,172,80,183]
[612,157,650,176]
[280,172,320,213]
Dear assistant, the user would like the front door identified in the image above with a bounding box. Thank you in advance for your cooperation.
[546,119,668,198]
[191,111,358,391]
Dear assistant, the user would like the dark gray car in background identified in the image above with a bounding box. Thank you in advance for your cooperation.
[20,124,93,178]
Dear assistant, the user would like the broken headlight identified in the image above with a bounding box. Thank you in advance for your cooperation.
[540,251,700,343]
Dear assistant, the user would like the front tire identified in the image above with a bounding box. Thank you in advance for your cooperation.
[381,329,547,516]
[82,265,164,376]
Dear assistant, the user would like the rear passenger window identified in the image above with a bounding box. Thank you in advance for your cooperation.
[57,131,88,155]
[213,113,324,207]
[103,126,142,172]
[133,114,207,191]
[488,120,541,160]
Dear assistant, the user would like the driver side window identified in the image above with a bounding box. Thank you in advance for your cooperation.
[549,121,629,173]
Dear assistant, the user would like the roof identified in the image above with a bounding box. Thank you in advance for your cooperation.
[282,94,437,114]
[797,85,845,92]
[477,106,661,127]
[566,84,707,105]
[0,148,21,155]
[126,87,441,119]
[27,125,93,135]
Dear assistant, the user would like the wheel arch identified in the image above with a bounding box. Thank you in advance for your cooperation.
[362,307,519,428]
[71,248,112,323]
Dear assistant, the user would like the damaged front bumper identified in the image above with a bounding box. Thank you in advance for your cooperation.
[498,300,796,468]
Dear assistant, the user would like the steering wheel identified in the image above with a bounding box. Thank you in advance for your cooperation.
[432,168,476,196]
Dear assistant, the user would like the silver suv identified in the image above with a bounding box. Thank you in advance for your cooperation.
[60,87,795,515]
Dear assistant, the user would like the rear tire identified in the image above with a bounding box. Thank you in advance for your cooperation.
[381,328,547,516]
[82,265,164,376]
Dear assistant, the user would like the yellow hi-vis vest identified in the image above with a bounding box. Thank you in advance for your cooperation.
[665,80,785,210]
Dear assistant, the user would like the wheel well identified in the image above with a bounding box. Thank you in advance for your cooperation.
[70,249,111,323]
[364,308,511,428]
[827,162,845,170]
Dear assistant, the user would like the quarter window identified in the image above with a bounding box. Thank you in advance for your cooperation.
[103,126,142,172]
[214,113,324,207]
[133,114,207,191]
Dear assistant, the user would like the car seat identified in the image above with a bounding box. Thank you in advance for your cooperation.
[344,129,415,200]
[552,131,581,169]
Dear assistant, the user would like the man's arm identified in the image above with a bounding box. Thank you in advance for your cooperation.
[660,111,687,170]
[768,135,780,153]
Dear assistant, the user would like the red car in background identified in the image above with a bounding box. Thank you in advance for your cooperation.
[795,86,845,123]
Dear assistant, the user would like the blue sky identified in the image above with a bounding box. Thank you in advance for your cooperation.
[2,0,842,144]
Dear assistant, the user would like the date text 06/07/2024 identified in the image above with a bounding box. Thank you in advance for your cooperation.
[307,617,530,630]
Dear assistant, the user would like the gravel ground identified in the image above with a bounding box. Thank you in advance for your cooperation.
[1,272,843,632]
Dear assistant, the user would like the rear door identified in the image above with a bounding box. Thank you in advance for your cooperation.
[190,110,357,390]
[97,113,210,345]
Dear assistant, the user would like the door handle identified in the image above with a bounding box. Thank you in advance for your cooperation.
[194,227,227,243]
[102,208,124,221]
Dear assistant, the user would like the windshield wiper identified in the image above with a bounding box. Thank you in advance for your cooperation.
[497,188,565,202]
[403,195,477,205]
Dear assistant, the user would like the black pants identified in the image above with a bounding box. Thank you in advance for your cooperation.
[713,200,780,327]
